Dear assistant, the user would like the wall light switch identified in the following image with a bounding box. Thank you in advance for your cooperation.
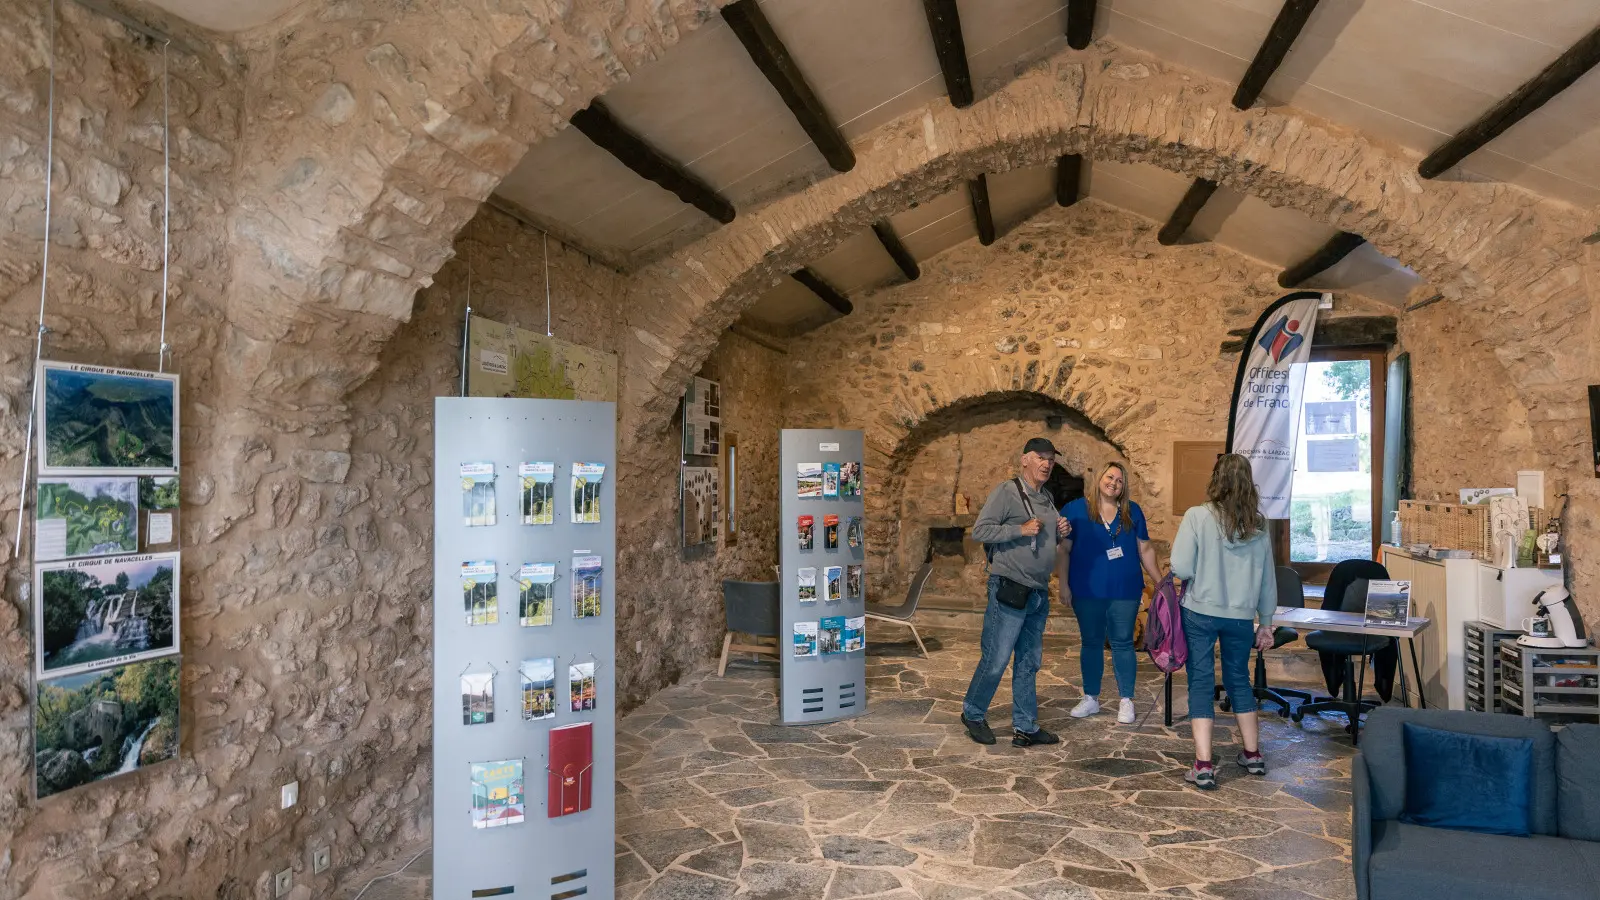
[274,868,293,897]
[281,781,299,809]
[311,846,331,874]
[635,641,642,653]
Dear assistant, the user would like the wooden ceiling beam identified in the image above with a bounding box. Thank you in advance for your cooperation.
[1233,0,1322,110]
[569,100,736,224]
[722,0,855,173]
[1419,23,1600,178]
[968,175,996,246]
[792,268,853,316]
[872,221,920,281]
[1157,178,1219,245]
[1066,0,1097,51]
[1056,154,1083,206]
[1278,231,1365,287]
[921,0,974,108]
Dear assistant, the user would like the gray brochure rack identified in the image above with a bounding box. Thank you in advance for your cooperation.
[432,398,616,900]
[779,428,869,724]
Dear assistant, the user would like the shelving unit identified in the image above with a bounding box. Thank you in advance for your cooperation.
[1497,641,1600,726]
[1465,621,1521,713]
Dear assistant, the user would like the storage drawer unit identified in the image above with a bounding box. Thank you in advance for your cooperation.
[1498,642,1600,726]
[1464,621,1520,713]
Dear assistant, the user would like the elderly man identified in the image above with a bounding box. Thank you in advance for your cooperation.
[960,438,1073,747]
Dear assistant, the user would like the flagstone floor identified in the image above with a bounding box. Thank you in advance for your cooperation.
[356,624,1363,900]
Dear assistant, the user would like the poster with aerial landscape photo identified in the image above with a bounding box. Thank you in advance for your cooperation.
[34,553,179,680]
[35,477,138,561]
[34,656,180,799]
[37,362,178,476]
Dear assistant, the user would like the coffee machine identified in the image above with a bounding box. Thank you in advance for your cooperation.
[1517,586,1590,649]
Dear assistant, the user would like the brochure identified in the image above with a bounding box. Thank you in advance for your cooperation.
[846,564,863,599]
[461,670,495,725]
[796,463,822,499]
[461,462,496,527]
[547,723,594,817]
[793,621,818,658]
[797,515,814,551]
[847,517,862,549]
[797,567,817,602]
[844,616,864,652]
[822,462,840,498]
[568,660,596,712]
[840,461,862,498]
[825,566,842,602]
[819,616,844,655]
[519,462,556,525]
[824,514,839,550]
[572,555,603,618]
[470,759,525,829]
[1363,579,1412,627]
[571,462,605,524]
[520,657,556,721]
[462,560,498,626]
[518,562,556,627]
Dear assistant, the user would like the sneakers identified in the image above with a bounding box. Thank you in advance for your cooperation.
[1236,750,1266,776]
[962,716,996,745]
[1013,726,1061,748]
[1070,697,1101,718]
[1185,761,1218,791]
[1117,698,1137,724]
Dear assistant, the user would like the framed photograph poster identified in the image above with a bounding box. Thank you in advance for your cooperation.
[37,361,179,476]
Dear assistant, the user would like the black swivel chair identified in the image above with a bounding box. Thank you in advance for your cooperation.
[1216,566,1313,716]
[1292,558,1391,743]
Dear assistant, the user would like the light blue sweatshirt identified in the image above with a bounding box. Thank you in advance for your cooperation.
[1169,504,1276,626]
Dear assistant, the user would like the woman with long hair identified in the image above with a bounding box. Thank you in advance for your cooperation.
[1057,461,1162,724]
[1170,453,1278,790]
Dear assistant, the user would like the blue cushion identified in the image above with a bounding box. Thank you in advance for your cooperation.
[1401,721,1533,836]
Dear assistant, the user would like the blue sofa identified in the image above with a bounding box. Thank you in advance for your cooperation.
[1352,708,1600,900]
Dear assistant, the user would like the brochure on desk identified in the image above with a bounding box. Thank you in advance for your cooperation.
[778,429,868,725]
[1363,580,1412,628]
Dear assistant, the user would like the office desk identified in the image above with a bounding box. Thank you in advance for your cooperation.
[1162,607,1433,726]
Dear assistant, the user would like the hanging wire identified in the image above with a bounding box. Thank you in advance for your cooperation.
[14,0,57,558]
[157,39,171,371]
[543,231,552,336]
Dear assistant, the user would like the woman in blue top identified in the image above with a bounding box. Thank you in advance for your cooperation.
[1057,462,1163,724]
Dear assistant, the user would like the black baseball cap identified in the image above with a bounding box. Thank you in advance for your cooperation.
[1023,438,1059,456]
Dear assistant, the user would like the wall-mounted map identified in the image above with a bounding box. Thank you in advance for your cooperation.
[466,315,617,402]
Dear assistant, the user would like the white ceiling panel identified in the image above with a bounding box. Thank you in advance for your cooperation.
[986,165,1057,236]
[808,230,903,294]
[1302,242,1424,308]
[598,19,831,208]
[1191,188,1340,269]
[739,275,838,332]
[960,1,1070,89]
[892,188,980,260]
[495,126,695,261]
[1083,159,1193,224]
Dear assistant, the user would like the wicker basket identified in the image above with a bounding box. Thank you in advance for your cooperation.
[1398,498,1546,559]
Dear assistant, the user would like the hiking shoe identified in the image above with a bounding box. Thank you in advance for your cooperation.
[1236,750,1266,776]
[1013,726,1061,748]
[1070,697,1101,718]
[1117,698,1137,724]
[962,716,996,745]
[1185,762,1219,791]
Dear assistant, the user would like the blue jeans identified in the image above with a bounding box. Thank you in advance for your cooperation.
[1074,597,1139,698]
[962,576,1051,733]
[1182,606,1258,719]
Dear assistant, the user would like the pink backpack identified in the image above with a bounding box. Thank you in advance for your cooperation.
[1144,574,1188,674]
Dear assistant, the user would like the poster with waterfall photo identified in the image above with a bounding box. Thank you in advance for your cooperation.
[681,466,719,548]
[34,553,179,680]
[34,656,180,800]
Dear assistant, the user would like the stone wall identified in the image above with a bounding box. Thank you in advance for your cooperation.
[785,201,1394,593]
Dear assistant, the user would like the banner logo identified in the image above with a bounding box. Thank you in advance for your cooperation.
[1257,315,1306,363]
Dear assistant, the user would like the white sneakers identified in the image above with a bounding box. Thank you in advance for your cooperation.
[1069,696,1137,724]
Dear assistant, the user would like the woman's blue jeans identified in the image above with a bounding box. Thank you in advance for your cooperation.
[1073,597,1139,698]
[962,576,1051,733]
[1182,606,1259,719]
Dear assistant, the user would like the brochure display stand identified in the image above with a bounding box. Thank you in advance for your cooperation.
[779,429,869,725]
[432,398,616,900]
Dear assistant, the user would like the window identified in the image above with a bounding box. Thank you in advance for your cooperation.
[1288,349,1387,583]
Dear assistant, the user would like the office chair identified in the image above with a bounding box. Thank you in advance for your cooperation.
[1217,565,1313,716]
[1292,559,1392,744]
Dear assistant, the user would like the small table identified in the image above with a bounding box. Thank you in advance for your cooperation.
[1161,607,1433,727]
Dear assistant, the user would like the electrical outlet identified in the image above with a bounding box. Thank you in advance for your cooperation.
[274,868,293,897]
[281,781,299,809]
[311,846,331,875]
[635,640,642,653]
